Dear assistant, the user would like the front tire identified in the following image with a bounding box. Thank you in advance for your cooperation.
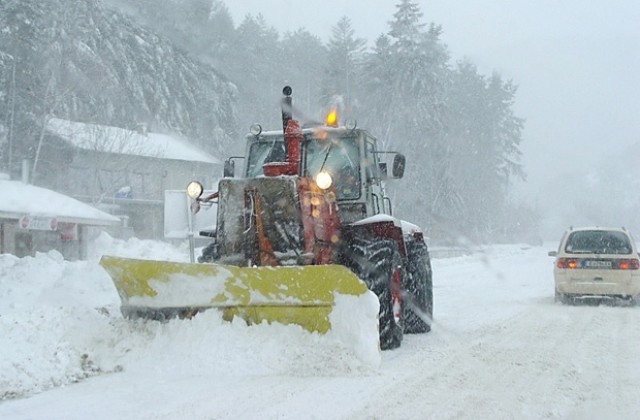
[342,237,403,350]
[198,242,218,263]
[403,239,433,333]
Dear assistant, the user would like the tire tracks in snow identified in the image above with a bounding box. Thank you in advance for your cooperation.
[346,299,640,419]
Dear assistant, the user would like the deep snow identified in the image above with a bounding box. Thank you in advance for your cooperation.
[0,179,119,225]
[1,235,639,419]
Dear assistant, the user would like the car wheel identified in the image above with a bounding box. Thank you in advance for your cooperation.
[555,289,567,304]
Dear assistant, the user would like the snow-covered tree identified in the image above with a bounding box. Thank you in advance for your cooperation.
[230,14,283,131]
[0,1,49,176]
[359,1,452,238]
[320,16,366,118]
[0,0,527,243]
[281,29,327,121]
[360,35,395,143]
[0,0,238,181]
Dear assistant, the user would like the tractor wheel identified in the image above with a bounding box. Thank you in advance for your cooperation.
[403,239,433,333]
[198,242,218,263]
[342,237,403,350]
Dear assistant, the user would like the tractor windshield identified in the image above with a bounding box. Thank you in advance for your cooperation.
[246,139,285,177]
[304,135,361,200]
[245,134,362,200]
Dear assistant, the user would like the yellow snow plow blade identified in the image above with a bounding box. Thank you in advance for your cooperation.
[99,256,369,333]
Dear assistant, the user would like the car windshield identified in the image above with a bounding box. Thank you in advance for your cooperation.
[564,230,632,255]
[304,134,361,200]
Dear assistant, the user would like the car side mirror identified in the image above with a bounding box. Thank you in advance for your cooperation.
[392,154,406,178]
[548,251,557,257]
[223,159,235,178]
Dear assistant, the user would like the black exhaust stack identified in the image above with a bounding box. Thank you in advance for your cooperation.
[262,86,301,177]
[281,85,293,135]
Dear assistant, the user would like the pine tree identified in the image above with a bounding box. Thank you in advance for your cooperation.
[366,0,452,239]
[320,16,366,118]
[281,29,327,121]
[360,34,396,146]
[0,0,48,175]
[388,0,425,51]
[233,14,283,130]
[442,60,525,241]
[202,1,237,70]
[0,0,239,179]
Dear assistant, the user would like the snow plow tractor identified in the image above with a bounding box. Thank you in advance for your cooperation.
[100,87,433,350]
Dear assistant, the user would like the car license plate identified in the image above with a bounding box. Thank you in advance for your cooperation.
[583,260,611,268]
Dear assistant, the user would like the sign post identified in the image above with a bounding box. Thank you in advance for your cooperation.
[187,194,196,263]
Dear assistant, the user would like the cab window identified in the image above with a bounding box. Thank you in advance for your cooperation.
[246,139,285,177]
[364,137,379,182]
[304,135,361,200]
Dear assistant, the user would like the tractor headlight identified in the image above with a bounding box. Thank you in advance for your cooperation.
[186,181,204,199]
[315,171,333,190]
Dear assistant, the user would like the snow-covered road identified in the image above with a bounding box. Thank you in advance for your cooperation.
[1,240,639,419]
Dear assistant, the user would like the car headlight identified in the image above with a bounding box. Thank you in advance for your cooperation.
[186,181,204,199]
[315,171,333,190]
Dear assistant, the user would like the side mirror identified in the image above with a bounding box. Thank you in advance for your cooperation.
[223,159,235,178]
[378,162,388,178]
[392,154,406,178]
[548,251,557,257]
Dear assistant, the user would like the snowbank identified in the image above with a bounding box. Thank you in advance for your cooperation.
[0,250,122,399]
[0,234,380,400]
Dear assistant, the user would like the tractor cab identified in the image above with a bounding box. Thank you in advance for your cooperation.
[232,125,405,224]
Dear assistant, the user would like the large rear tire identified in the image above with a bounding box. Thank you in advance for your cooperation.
[403,239,433,333]
[198,242,218,263]
[342,237,403,350]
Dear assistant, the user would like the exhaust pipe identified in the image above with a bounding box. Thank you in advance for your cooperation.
[281,85,292,135]
[264,86,301,177]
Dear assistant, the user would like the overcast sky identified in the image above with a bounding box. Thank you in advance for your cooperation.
[225,0,640,234]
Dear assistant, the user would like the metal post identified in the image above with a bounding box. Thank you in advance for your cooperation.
[21,159,29,183]
[187,195,195,263]
[8,57,16,173]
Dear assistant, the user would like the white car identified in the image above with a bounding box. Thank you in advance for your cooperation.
[549,227,640,304]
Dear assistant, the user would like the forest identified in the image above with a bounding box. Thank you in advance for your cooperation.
[0,0,536,244]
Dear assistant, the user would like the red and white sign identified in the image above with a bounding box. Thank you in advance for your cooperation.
[18,215,58,231]
[59,223,78,240]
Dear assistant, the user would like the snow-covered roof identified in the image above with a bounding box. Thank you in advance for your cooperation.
[0,180,121,226]
[47,118,221,164]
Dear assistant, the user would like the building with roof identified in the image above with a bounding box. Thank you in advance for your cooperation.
[32,118,221,239]
[0,177,121,259]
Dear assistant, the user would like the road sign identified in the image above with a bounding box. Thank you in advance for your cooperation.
[18,215,58,231]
